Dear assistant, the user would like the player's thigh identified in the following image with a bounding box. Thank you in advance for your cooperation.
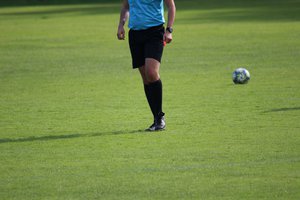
[144,27,164,64]
[129,30,145,68]
[145,58,160,82]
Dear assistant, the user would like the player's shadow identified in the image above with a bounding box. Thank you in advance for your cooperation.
[262,106,300,113]
[0,129,145,144]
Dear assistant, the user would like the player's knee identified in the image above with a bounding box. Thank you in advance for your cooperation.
[146,70,160,82]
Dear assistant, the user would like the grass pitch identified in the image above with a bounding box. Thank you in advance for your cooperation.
[1,0,300,199]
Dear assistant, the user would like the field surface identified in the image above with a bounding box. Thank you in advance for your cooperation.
[1,0,300,199]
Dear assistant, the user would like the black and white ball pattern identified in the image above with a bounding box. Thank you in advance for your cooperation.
[232,68,250,84]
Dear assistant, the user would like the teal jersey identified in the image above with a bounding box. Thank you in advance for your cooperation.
[128,0,165,30]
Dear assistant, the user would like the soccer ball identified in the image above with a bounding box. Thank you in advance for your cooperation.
[232,68,250,84]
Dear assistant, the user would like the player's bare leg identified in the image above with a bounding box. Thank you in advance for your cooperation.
[139,58,165,131]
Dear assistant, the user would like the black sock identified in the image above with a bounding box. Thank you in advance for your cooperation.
[144,79,163,118]
[144,83,155,117]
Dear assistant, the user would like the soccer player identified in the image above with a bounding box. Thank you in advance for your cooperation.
[117,0,176,131]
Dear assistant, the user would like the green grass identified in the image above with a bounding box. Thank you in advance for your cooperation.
[1,0,300,199]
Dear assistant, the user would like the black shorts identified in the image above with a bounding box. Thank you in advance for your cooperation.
[129,25,165,68]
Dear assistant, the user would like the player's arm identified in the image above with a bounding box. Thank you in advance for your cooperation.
[164,0,176,44]
[117,0,129,40]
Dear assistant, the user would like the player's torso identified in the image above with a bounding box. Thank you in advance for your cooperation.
[128,0,165,30]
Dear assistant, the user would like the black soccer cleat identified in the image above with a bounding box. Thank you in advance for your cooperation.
[146,113,166,132]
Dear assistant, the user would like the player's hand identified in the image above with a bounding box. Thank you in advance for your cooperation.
[117,25,125,40]
[164,31,172,44]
